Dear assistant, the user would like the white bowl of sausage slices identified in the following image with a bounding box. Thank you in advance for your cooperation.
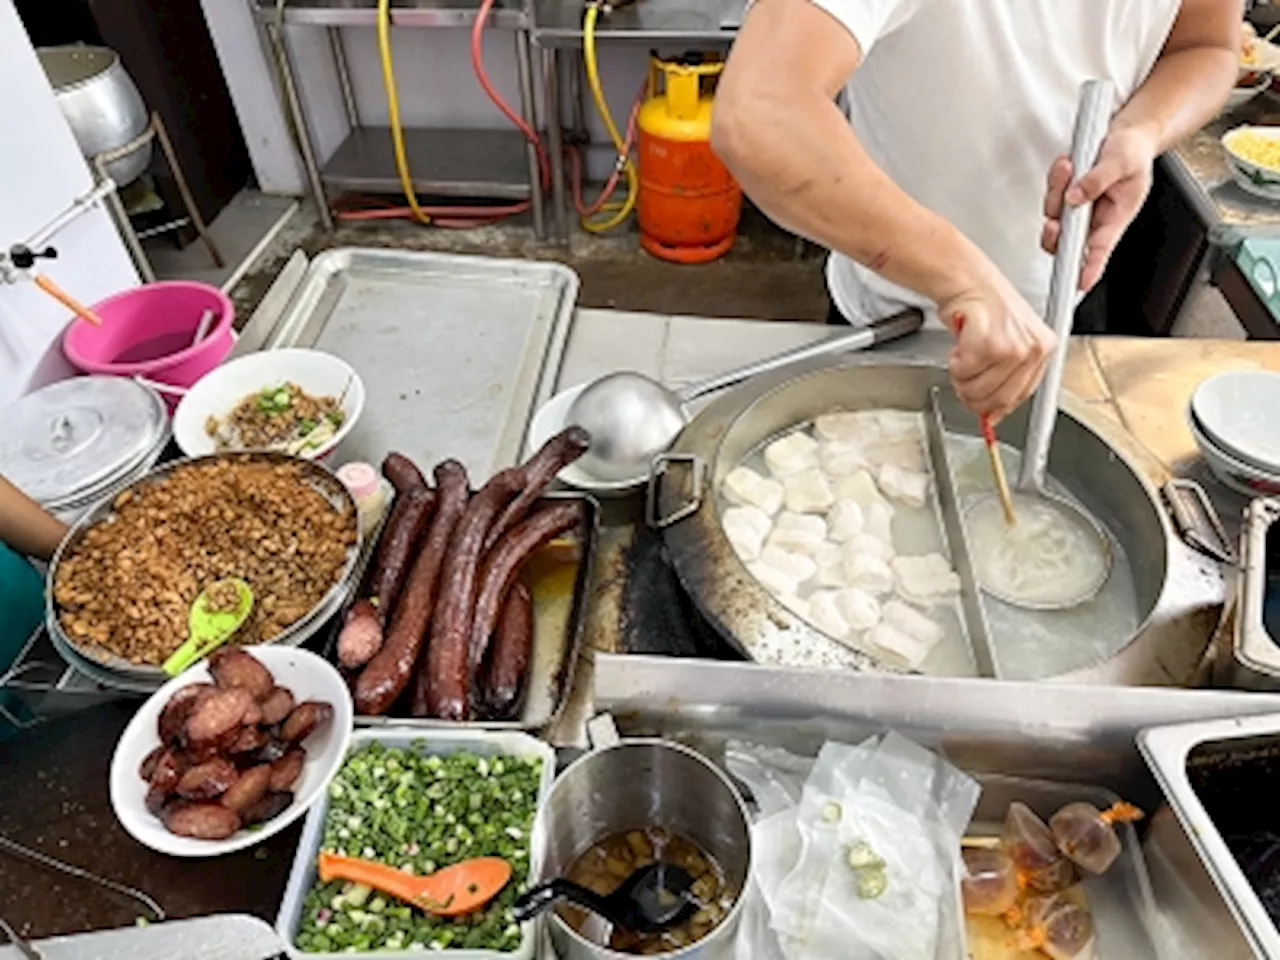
[110,645,353,857]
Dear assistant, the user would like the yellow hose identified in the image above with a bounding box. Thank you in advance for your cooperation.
[377,0,431,224]
[581,4,639,233]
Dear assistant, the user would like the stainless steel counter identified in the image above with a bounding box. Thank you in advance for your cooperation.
[531,0,739,47]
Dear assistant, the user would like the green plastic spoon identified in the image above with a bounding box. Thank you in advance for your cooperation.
[162,578,255,677]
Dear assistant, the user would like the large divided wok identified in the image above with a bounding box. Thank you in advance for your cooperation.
[648,347,1222,685]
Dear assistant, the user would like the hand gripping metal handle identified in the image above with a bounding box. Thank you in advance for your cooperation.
[1018,80,1116,491]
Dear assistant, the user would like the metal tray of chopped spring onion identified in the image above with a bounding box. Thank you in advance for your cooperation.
[276,727,555,960]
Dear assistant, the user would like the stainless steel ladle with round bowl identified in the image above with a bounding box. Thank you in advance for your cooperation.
[962,79,1116,612]
[527,312,925,497]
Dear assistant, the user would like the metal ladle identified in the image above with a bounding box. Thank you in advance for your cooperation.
[569,309,925,482]
[965,79,1116,611]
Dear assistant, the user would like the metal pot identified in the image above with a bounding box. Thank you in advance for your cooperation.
[532,736,752,960]
[650,346,1222,685]
[38,45,151,186]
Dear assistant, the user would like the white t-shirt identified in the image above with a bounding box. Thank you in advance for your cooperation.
[816,0,1181,326]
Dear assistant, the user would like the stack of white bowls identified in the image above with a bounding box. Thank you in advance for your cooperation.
[1190,370,1280,496]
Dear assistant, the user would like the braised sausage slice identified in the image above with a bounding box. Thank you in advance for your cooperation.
[280,701,333,743]
[164,802,241,840]
[259,686,295,726]
[209,648,273,700]
[269,749,306,792]
[176,757,239,800]
[158,683,212,746]
[220,764,273,814]
[185,688,256,746]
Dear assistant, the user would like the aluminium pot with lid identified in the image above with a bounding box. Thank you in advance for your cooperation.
[0,375,168,515]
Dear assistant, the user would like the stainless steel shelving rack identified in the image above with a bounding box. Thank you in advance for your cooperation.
[251,0,546,236]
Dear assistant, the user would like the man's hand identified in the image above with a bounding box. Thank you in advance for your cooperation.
[1040,124,1158,293]
[940,276,1057,422]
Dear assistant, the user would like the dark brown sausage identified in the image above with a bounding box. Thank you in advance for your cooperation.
[164,802,241,840]
[484,427,590,551]
[185,688,256,746]
[241,791,293,827]
[145,785,171,817]
[480,580,534,720]
[422,467,526,720]
[469,501,584,687]
[382,452,427,494]
[220,764,273,814]
[208,648,274,700]
[259,686,295,726]
[337,600,384,669]
[176,757,239,800]
[158,683,212,745]
[280,701,333,743]
[365,487,436,624]
[229,725,269,756]
[149,749,186,794]
[246,737,290,767]
[357,461,470,716]
[139,745,166,782]
[269,749,306,791]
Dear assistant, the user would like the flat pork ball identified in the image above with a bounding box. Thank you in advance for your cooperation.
[722,466,784,517]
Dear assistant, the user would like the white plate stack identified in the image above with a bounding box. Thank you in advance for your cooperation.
[1190,370,1280,497]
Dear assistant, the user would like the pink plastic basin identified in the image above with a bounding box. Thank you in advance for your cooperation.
[63,281,235,409]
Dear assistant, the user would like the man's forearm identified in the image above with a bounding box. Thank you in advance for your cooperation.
[1112,45,1235,153]
[0,476,67,561]
[712,90,992,313]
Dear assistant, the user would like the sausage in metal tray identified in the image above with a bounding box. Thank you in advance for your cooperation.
[382,452,427,494]
[357,460,470,716]
[337,599,384,669]
[484,427,590,551]
[479,579,534,720]
[422,467,525,720]
[365,486,436,624]
[469,501,585,690]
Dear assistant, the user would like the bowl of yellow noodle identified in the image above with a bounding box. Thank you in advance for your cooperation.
[1223,127,1280,202]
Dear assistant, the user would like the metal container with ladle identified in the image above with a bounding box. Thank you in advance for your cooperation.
[963,79,1116,613]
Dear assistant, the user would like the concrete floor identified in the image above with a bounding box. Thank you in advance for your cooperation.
[185,190,1247,340]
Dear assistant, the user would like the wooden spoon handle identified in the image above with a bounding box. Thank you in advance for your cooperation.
[33,274,103,326]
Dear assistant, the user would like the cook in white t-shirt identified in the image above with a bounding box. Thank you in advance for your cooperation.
[712,0,1238,419]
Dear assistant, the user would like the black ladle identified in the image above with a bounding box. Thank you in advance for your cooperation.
[513,862,697,932]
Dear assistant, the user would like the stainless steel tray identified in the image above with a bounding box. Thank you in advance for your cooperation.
[1140,712,1280,959]
[259,248,580,477]
[325,491,598,732]
[45,451,362,686]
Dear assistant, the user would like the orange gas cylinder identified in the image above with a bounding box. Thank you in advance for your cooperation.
[637,56,742,264]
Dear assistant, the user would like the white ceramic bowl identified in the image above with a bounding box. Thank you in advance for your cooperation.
[173,349,365,460]
[110,645,353,858]
[526,383,649,497]
[1189,410,1280,499]
[1223,127,1280,202]
[1191,369,1280,473]
[1222,74,1271,117]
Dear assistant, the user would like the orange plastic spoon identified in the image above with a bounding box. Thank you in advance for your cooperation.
[318,852,512,917]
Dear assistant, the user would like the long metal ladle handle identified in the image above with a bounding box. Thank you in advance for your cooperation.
[677,308,925,403]
[1017,80,1115,491]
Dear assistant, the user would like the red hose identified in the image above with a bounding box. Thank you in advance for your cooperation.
[337,0,640,227]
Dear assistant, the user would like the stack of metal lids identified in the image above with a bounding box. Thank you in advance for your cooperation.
[0,376,170,521]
